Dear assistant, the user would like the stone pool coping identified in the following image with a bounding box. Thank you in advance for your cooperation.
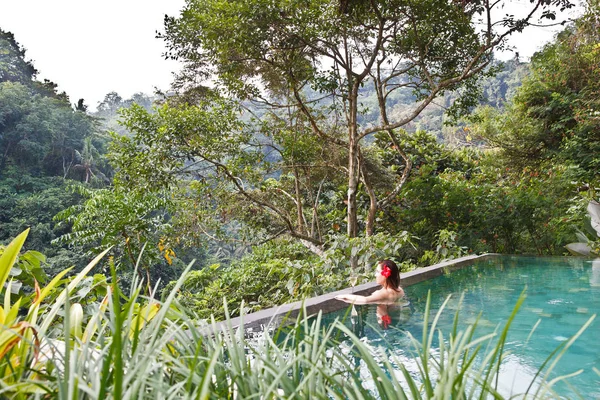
[216,253,500,332]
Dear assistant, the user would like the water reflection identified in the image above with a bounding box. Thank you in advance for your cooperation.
[349,299,412,338]
[590,258,600,287]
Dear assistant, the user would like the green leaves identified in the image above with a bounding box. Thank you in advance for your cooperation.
[53,184,174,279]
[324,232,415,273]
[0,81,102,178]
[0,246,47,297]
[383,128,578,258]
[475,2,600,181]
[0,228,29,291]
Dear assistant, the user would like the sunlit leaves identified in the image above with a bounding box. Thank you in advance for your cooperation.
[109,101,247,192]
[53,184,173,273]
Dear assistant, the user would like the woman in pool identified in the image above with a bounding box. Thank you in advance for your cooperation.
[335,259,405,304]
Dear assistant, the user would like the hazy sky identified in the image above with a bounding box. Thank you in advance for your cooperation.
[0,1,579,111]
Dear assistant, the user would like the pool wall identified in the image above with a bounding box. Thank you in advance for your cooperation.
[218,253,500,332]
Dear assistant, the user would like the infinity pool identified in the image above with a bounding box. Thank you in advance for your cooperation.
[328,256,600,398]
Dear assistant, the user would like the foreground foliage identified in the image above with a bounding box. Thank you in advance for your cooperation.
[1,230,596,399]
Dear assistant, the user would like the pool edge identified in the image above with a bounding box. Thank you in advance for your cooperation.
[214,253,501,332]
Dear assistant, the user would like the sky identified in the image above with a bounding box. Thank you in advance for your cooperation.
[0,0,582,112]
[0,0,185,110]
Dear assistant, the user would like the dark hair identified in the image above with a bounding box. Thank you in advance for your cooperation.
[379,259,401,291]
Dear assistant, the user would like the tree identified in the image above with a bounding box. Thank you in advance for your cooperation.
[0,81,102,179]
[474,0,600,182]
[97,91,123,114]
[74,99,88,112]
[0,29,103,178]
[53,184,178,286]
[0,30,113,277]
[161,0,574,263]
[0,29,67,100]
[123,92,154,110]
[71,137,108,183]
[0,29,37,85]
[107,102,345,254]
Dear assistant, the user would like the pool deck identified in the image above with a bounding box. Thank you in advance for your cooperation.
[215,253,500,333]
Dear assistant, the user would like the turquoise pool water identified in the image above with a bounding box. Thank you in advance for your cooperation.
[329,256,600,398]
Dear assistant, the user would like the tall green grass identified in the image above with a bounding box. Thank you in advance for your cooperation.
[0,230,594,399]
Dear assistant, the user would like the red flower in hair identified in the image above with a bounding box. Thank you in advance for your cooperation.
[381,265,392,278]
[381,315,392,328]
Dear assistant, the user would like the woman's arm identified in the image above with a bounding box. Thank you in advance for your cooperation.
[335,290,387,305]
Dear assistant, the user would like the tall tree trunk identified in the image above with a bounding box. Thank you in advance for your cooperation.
[310,176,326,242]
[347,138,359,239]
[346,75,361,240]
[347,76,360,270]
[292,165,305,234]
[361,159,377,237]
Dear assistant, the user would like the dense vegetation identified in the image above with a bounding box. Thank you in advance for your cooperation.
[1,29,107,279]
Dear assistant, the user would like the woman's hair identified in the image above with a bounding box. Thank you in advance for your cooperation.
[379,259,401,291]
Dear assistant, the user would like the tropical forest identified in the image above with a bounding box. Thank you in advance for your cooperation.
[0,0,599,398]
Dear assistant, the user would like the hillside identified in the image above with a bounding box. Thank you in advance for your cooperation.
[0,29,110,272]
